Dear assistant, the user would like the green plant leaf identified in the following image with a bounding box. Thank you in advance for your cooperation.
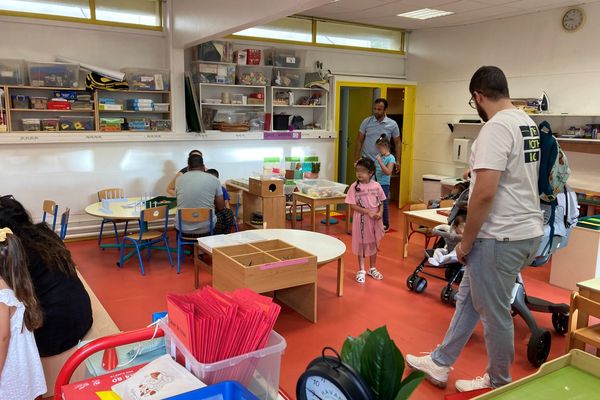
[394,370,426,400]
[360,326,403,400]
[341,329,372,374]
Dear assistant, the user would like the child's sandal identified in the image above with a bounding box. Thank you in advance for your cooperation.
[356,270,366,283]
[368,267,383,280]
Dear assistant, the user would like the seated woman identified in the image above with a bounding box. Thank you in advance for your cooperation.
[0,196,93,356]
[166,149,203,196]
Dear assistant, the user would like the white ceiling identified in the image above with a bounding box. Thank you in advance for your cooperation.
[301,0,600,30]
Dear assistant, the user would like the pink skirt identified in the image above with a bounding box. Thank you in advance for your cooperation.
[351,210,385,257]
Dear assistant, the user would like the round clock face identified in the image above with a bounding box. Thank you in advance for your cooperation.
[304,375,348,400]
[562,8,584,31]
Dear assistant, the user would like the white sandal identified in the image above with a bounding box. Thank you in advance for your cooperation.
[368,267,383,280]
[356,270,366,283]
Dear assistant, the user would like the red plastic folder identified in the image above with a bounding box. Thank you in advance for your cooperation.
[166,287,281,363]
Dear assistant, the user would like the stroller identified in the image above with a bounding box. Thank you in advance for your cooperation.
[406,185,469,306]
[406,185,579,367]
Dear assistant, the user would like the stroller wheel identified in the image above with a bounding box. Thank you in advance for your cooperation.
[406,275,416,291]
[551,312,569,335]
[414,277,428,294]
[440,286,455,305]
[527,329,551,367]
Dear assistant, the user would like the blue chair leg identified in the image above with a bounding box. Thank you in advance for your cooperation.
[112,221,120,245]
[177,237,182,274]
[147,240,152,261]
[118,237,127,268]
[123,221,129,237]
[134,241,145,275]
[164,236,174,267]
[98,220,106,246]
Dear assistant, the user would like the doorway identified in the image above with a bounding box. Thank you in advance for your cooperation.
[335,81,416,207]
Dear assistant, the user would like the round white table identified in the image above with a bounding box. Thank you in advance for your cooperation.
[196,229,346,296]
[85,197,177,220]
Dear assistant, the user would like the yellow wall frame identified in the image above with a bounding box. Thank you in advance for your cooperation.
[334,80,416,207]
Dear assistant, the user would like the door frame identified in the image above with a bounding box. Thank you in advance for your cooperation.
[334,80,417,207]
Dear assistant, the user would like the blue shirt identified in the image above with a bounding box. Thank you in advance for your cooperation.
[359,116,400,161]
[375,154,395,185]
[222,186,230,201]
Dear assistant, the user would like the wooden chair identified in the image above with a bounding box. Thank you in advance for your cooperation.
[97,188,129,246]
[229,192,241,232]
[176,208,213,274]
[59,208,70,241]
[118,205,173,276]
[42,200,58,231]
[408,203,435,248]
[567,292,600,355]
[440,199,455,208]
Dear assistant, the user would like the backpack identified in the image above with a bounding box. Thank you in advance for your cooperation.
[538,121,570,202]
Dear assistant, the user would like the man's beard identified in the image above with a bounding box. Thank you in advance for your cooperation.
[476,104,488,122]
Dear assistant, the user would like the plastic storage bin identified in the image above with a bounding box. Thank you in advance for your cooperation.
[28,62,79,88]
[31,97,48,110]
[194,41,234,63]
[295,179,349,198]
[272,68,304,87]
[160,319,286,400]
[0,59,26,85]
[151,119,172,131]
[166,381,259,400]
[236,66,272,86]
[266,50,302,68]
[22,118,40,131]
[122,68,170,91]
[41,118,59,131]
[59,116,94,131]
[193,61,236,84]
[11,95,30,109]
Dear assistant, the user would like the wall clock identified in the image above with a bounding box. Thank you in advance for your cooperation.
[562,8,585,32]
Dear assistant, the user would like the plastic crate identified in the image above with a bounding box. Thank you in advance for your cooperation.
[266,50,303,68]
[0,59,26,85]
[22,118,40,131]
[193,61,236,84]
[166,381,259,400]
[11,95,29,109]
[28,62,79,88]
[272,68,304,88]
[122,67,170,91]
[295,179,349,198]
[236,66,272,86]
[59,116,94,131]
[160,319,286,400]
[41,118,59,131]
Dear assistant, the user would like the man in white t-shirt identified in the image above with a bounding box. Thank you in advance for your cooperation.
[406,66,543,392]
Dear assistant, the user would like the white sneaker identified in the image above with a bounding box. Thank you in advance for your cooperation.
[455,373,492,392]
[405,354,450,388]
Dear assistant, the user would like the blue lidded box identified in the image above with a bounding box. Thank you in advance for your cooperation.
[166,381,259,400]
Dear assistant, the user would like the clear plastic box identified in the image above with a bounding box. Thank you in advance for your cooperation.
[0,59,26,85]
[160,319,286,400]
[236,66,272,86]
[58,116,94,131]
[41,118,59,131]
[28,62,79,88]
[193,61,236,84]
[22,118,40,131]
[295,179,349,198]
[121,68,170,91]
[265,50,303,68]
[272,68,304,88]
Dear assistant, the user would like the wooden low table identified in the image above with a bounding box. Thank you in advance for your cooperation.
[195,229,346,298]
[574,278,600,338]
[401,207,451,258]
[291,192,350,233]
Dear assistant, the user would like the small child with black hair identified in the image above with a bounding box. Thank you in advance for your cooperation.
[206,168,230,209]
[428,214,466,266]
[374,134,396,231]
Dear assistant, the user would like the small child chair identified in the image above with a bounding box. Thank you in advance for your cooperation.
[42,199,59,232]
[176,208,213,274]
[59,208,70,241]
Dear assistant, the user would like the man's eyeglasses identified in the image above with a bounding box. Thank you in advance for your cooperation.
[0,194,14,200]
[468,95,477,109]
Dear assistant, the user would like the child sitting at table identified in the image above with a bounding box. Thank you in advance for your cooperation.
[206,169,235,234]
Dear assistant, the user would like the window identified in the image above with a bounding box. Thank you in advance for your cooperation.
[95,0,161,27]
[0,0,90,18]
[233,17,312,43]
[231,16,405,54]
[315,20,403,52]
[0,0,161,29]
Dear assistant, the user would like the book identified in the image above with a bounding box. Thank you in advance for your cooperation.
[61,364,144,400]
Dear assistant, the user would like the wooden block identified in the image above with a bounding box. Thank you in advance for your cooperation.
[249,177,284,197]
[276,283,317,323]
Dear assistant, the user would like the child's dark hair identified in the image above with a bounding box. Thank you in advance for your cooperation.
[354,157,376,191]
[0,230,43,331]
[206,168,219,178]
[375,134,390,148]
[452,213,466,227]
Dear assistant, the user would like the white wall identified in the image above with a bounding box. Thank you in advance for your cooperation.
[407,3,600,201]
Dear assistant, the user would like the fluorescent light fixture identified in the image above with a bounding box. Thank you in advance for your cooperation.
[397,8,454,20]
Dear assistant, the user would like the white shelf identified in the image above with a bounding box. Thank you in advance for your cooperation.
[272,105,326,108]
[11,108,94,113]
[198,83,265,89]
[272,86,323,91]
[200,103,264,107]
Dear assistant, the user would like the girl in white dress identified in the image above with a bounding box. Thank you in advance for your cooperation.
[0,227,46,399]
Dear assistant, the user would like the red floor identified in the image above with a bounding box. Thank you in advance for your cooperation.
[68,204,571,400]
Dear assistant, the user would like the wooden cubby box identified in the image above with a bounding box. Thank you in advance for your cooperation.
[249,177,284,197]
[213,240,317,294]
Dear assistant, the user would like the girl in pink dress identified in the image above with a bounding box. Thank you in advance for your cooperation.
[345,158,386,283]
